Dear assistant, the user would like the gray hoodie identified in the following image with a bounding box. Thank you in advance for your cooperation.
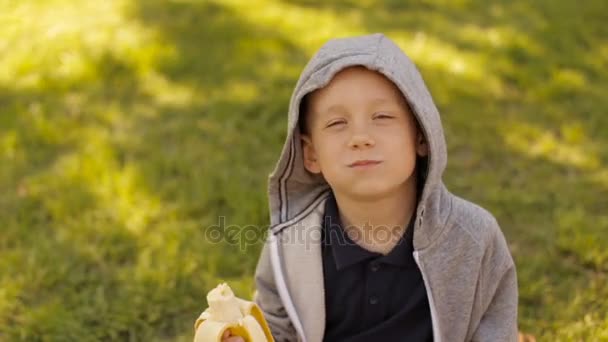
[253,33,518,342]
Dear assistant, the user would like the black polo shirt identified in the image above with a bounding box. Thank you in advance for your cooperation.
[321,192,433,341]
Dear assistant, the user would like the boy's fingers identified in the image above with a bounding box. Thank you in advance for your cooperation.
[221,329,245,342]
[222,329,231,339]
[224,337,245,342]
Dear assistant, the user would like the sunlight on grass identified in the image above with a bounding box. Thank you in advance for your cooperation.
[214,0,506,96]
[391,33,504,95]
[556,209,608,270]
[0,0,199,111]
[141,71,197,108]
[592,169,608,188]
[0,1,211,338]
[0,0,175,234]
[555,312,608,340]
[530,67,589,101]
[52,131,162,234]
[208,79,261,103]
[0,0,173,90]
[501,121,602,171]
[212,0,364,50]
[1,130,18,160]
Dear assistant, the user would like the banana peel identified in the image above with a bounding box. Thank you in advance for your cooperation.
[194,283,274,342]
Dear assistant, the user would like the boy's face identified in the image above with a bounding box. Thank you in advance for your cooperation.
[301,66,428,200]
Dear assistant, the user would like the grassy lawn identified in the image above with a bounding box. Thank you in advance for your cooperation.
[0,0,606,340]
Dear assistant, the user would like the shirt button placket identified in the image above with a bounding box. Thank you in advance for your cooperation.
[365,260,383,325]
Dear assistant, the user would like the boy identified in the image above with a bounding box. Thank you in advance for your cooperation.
[228,33,518,342]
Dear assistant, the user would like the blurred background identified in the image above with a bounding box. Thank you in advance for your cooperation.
[0,0,606,340]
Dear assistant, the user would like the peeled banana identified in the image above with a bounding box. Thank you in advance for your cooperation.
[194,283,274,342]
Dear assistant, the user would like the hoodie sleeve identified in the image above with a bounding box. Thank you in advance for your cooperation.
[471,221,519,342]
[253,239,298,341]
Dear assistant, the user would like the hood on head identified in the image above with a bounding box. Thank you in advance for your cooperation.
[268,33,447,235]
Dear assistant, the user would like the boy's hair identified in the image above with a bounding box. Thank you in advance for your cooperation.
[298,94,311,136]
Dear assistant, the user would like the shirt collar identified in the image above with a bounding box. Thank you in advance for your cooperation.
[323,192,416,271]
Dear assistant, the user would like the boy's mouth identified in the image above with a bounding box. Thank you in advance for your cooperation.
[348,160,382,168]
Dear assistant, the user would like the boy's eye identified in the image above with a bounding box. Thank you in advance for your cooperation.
[374,113,394,119]
[326,119,346,128]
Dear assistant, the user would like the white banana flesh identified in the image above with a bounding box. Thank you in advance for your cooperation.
[194,283,274,342]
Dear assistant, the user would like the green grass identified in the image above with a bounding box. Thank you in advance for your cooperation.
[0,0,606,340]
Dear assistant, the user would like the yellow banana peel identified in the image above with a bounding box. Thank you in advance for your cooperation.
[194,283,274,342]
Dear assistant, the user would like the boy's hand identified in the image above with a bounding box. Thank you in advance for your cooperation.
[221,329,245,342]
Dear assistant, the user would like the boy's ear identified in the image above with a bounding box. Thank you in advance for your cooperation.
[416,131,429,157]
[301,135,322,174]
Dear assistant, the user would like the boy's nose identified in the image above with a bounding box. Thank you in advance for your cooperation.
[348,133,375,149]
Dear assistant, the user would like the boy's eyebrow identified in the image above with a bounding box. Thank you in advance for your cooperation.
[368,97,395,106]
[322,104,349,115]
[370,96,412,113]
[322,98,398,114]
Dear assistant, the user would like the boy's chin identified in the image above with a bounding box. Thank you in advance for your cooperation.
[336,182,404,201]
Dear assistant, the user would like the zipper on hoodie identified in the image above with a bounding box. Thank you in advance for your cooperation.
[413,251,442,342]
[269,237,308,342]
